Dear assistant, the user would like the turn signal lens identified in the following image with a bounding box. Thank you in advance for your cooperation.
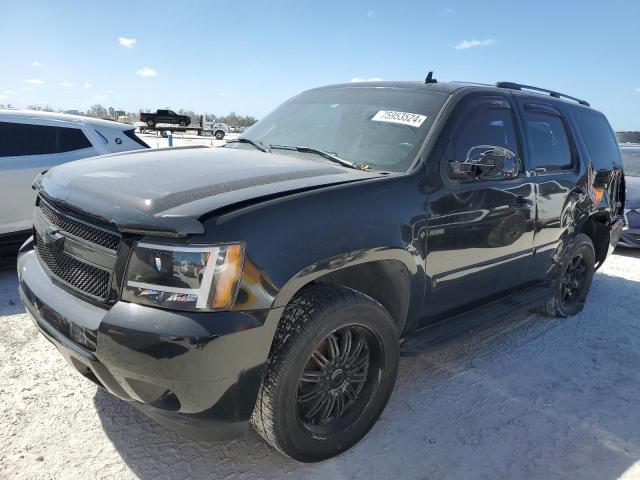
[212,244,244,309]
[593,187,605,203]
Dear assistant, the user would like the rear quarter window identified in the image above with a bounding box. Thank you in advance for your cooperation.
[58,126,92,152]
[123,129,150,148]
[572,109,621,170]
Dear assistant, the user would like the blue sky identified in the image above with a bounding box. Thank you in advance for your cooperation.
[1,0,638,129]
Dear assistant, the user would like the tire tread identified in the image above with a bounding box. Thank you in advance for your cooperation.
[251,284,390,458]
[536,233,595,318]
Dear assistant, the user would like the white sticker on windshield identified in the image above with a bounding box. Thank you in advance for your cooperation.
[372,110,427,128]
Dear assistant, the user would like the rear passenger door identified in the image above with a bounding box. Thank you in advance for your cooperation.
[423,94,536,322]
[157,110,170,123]
[0,120,96,235]
[515,100,583,279]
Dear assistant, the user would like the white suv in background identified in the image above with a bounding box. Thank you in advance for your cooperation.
[0,110,149,254]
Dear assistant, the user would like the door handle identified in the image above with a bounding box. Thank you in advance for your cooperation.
[510,196,533,209]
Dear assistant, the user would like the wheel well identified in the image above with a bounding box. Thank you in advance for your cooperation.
[578,214,610,269]
[304,260,411,333]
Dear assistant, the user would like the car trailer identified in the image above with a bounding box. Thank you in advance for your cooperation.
[139,124,226,139]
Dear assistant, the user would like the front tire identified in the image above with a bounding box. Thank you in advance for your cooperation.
[537,233,595,317]
[146,119,156,128]
[252,284,399,462]
[214,130,225,140]
[179,120,188,127]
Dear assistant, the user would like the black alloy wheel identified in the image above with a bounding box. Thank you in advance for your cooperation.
[251,285,399,462]
[536,233,595,318]
[296,324,381,431]
[560,253,588,308]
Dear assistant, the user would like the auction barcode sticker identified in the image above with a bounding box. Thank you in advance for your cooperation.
[372,110,427,128]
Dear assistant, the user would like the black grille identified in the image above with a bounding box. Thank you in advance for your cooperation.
[39,201,120,251]
[35,232,111,301]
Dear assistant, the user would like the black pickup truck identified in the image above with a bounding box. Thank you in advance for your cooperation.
[140,109,191,128]
[19,78,625,462]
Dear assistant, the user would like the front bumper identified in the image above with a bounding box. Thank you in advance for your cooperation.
[18,241,282,440]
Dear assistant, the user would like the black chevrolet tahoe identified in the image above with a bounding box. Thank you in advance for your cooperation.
[18,79,625,462]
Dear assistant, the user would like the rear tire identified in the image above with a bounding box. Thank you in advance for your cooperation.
[179,120,188,127]
[536,233,595,317]
[251,284,399,462]
[146,119,156,128]
[214,130,225,140]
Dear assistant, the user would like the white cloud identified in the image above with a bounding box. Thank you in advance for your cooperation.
[136,67,157,77]
[367,9,375,17]
[351,77,383,82]
[219,91,227,96]
[23,78,44,85]
[0,94,7,100]
[2,89,16,95]
[635,87,640,92]
[105,89,114,94]
[32,61,41,67]
[83,82,92,88]
[22,87,32,91]
[443,8,455,14]
[94,93,109,102]
[60,81,75,88]
[118,37,137,48]
[454,38,496,50]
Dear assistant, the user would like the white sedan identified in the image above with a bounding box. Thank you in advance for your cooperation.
[0,110,149,253]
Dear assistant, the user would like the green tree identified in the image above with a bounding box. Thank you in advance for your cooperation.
[86,104,108,118]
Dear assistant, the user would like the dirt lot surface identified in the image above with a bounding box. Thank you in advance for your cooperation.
[1,249,640,480]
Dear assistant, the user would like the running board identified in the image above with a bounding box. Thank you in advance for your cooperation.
[400,285,552,356]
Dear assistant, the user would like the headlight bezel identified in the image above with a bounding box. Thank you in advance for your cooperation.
[121,240,246,312]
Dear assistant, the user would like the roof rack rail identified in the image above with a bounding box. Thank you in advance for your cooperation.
[496,81,590,107]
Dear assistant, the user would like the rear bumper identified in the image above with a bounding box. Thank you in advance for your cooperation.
[619,211,640,248]
[619,229,640,248]
[18,241,282,440]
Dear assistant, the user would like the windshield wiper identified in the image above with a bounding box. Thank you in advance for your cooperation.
[269,144,369,171]
[226,138,271,153]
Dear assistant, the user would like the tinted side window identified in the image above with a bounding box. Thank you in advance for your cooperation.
[450,104,519,162]
[572,109,621,170]
[523,110,572,170]
[58,126,92,152]
[0,122,92,157]
[0,121,57,157]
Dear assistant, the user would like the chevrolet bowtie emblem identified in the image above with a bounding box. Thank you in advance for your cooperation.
[44,227,65,252]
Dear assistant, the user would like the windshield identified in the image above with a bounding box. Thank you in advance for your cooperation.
[621,147,640,177]
[236,87,448,172]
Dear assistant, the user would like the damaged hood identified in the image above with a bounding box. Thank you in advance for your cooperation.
[35,146,373,236]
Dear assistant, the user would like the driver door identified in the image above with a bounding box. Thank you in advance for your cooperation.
[422,94,536,322]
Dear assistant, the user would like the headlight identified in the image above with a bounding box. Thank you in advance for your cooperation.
[123,242,245,311]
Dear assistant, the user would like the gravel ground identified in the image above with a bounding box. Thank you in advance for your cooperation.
[1,249,640,480]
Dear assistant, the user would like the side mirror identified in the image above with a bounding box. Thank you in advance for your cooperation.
[449,145,521,180]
